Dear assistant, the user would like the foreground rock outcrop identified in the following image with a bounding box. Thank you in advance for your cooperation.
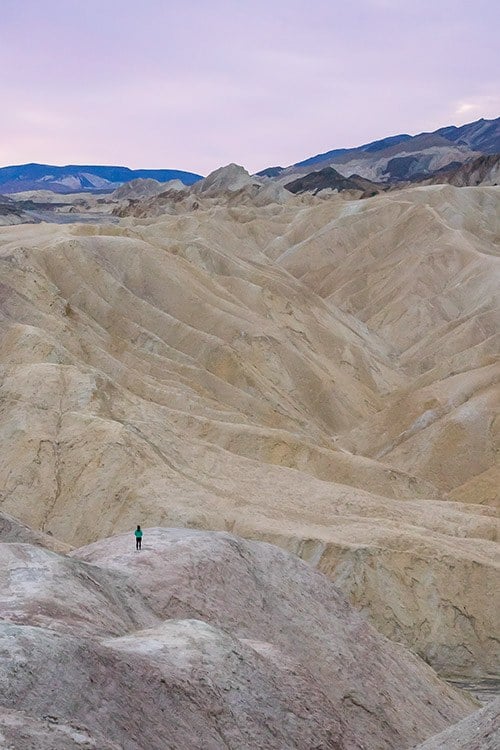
[0,527,477,749]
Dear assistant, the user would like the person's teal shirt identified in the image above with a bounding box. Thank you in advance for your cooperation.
[135,529,143,538]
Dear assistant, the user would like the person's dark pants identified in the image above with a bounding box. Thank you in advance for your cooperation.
[136,538,141,550]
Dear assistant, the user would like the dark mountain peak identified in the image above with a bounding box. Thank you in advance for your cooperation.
[285,167,383,196]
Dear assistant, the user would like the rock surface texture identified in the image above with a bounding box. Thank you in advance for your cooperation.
[413,696,500,749]
[0,181,498,679]
[0,527,478,749]
[0,510,70,552]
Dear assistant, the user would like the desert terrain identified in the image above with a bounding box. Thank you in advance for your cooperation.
[2,518,491,749]
[0,164,498,747]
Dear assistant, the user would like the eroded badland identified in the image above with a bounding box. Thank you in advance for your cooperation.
[0,173,498,748]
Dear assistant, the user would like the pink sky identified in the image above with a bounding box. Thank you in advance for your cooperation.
[1,0,498,174]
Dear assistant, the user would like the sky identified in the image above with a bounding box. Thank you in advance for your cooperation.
[1,0,498,175]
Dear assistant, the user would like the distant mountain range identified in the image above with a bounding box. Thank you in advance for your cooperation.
[0,163,203,195]
[259,116,500,187]
[1,117,498,197]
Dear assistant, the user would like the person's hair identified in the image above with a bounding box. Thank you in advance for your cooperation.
[137,525,141,529]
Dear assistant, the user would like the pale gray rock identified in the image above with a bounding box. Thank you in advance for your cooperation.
[192,163,264,195]
[413,696,500,750]
[0,708,121,749]
[0,527,476,750]
[111,178,185,201]
[71,528,476,749]
[0,621,348,749]
[0,542,157,637]
[0,511,70,552]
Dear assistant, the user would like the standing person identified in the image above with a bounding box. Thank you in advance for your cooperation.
[134,525,143,551]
